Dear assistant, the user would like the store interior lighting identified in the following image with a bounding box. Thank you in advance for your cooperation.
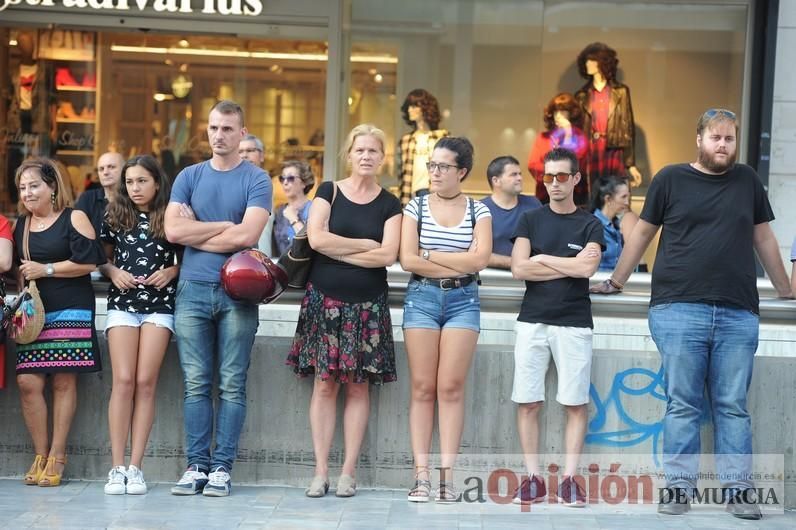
[110,44,397,63]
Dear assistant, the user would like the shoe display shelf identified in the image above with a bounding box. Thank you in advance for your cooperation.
[54,59,97,159]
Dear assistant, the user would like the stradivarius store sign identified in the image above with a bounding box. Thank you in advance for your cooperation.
[0,0,262,15]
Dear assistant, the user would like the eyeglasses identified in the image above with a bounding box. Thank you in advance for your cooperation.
[542,172,573,184]
[279,175,297,183]
[426,162,460,173]
[239,148,261,154]
[703,108,736,120]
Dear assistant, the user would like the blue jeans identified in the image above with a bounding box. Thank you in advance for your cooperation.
[649,302,758,494]
[174,280,259,472]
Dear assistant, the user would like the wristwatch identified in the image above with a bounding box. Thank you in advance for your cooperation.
[422,250,430,260]
[46,263,55,276]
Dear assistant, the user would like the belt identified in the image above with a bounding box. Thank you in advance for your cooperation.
[411,274,477,290]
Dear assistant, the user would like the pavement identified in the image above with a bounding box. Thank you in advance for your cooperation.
[2,479,796,529]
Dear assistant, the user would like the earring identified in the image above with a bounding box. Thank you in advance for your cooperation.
[51,192,56,205]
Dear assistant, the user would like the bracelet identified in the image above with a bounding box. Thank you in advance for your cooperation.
[608,277,624,290]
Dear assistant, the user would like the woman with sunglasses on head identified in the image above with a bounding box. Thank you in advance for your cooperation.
[271,160,315,256]
[399,137,492,503]
[287,124,402,498]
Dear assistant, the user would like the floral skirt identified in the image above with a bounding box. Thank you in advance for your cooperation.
[286,282,397,385]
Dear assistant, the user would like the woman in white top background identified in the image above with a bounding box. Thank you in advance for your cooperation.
[399,136,492,503]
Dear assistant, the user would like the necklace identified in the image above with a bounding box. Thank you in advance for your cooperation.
[436,192,462,201]
[32,216,49,230]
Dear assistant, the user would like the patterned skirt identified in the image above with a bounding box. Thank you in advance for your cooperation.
[286,282,397,385]
[16,309,102,374]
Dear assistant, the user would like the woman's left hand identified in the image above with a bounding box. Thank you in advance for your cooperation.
[143,266,179,289]
[19,260,47,281]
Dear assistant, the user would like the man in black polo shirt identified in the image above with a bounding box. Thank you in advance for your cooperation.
[510,147,604,507]
[592,109,793,519]
[75,151,124,237]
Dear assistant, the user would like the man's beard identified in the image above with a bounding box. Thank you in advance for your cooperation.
[698,147,736,173]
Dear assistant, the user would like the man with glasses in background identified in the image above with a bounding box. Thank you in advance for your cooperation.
[509,147,604,507]
[592,109,792,519]
[236,134,276,256]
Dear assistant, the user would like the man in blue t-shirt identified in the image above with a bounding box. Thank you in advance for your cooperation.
[165,100,272,498]
[481,156,541,269]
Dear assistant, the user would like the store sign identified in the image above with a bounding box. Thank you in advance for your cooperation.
[0,0,262,16]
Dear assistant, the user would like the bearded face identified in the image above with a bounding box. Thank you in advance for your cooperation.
[697,121,737,174]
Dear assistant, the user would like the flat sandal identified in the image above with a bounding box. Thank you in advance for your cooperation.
[305,475,329,498]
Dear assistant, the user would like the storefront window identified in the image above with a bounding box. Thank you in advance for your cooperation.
[351,0,750,201]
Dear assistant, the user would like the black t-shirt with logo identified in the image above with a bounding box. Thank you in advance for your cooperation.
[512,206,605,328]
[102,211,179,314]
[641,163,773,313]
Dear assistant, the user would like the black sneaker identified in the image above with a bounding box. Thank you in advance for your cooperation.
[557,476,586,507]
[512,474,546,505]
[657,488,691,515]
[725,489,762,520]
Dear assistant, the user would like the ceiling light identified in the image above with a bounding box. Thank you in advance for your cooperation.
[110,45,397,64]
[374,74,383,83]
[178,39,189,48]
[9,39,18,46]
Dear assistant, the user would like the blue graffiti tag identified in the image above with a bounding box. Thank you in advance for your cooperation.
[586,365,666,465]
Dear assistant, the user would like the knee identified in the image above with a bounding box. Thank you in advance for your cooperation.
[345,383,369,401]
[135,376,158,400]
[112,373,136,399]
[518,402,543,416]
[564,404,587,418]
[411,381,436,403]
[437,381,465,403]
[17,376,42,399]
[313,380,339,400]
[51,374,77,395]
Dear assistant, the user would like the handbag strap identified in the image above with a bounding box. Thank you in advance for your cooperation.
[22,215,32,262]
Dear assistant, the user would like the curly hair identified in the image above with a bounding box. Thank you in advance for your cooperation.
[542,93,584,132]
[106,155,172,240]
[400,89,442,130]
[577,42,619,82]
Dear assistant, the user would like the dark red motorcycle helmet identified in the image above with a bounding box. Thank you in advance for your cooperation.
[221,249,288,304]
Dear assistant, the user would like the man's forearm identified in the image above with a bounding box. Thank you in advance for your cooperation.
[537,255,597,279]
[167,217,232,246]
[511,259,566,281]
[488,253,512,270]
[612,220,659,284]
[756,237,792,297]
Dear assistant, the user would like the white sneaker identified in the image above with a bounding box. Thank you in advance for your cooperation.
[104,466,127,495]
[202,466,231,497]
[125,465,147,495]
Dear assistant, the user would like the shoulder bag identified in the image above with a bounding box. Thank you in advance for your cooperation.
[8,216,46,344]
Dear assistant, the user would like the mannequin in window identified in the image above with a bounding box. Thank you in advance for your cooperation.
[528,93,590,206]
[574,42,642,188]
[398,89,449,205]
[4,31,55,202]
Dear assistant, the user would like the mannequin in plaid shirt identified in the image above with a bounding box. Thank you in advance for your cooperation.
[397,89,448,205]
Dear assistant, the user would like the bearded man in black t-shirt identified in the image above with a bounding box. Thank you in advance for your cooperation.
[509,147,604,506]
[592,109,793,520]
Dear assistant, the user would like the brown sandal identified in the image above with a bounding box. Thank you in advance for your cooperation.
[24,455,46,485]
[38,456,67,487]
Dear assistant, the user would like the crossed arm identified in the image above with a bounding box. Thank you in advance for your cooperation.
[164,202,270,253]
[399,215,492,276]
[306,197,400,268]
[511,237,602,281]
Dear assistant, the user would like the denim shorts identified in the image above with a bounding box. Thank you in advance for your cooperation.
[402,278,480,332]
[105,309,175,334]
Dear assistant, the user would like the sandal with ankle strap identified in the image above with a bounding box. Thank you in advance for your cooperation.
[436,481,461,504]
[24,455,46,485]
[407,466,432,503]
[38,456,67,487]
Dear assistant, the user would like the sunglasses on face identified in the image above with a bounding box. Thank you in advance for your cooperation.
[542,172,573,184]
[426,162,459,173]
[703,108,736,120]
[279,175,297,184]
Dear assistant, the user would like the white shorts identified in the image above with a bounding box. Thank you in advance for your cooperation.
[105,309,175,334]
[511,321,593,406]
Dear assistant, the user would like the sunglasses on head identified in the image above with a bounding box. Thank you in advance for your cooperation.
[542,172,572,184]
[703,108,736,120]
[279,175,297,183]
